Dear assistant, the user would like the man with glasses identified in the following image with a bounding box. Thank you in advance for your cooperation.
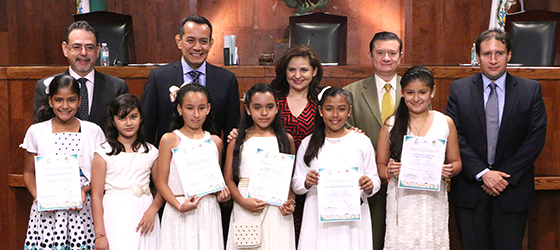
[33,21,129,128]
[343,31,403,250]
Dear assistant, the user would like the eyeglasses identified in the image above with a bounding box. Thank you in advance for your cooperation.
[69,44,97,52]
[372,50,400,59]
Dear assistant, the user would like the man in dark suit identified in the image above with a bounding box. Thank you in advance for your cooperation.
[445,29,547,250]
[343,31,402,250]
[141,15,240,147]
[33,21,129,128]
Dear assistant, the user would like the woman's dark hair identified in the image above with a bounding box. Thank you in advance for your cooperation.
[34,75,81,123]
[232,83,292,183]
[104,94,149,155]
[169,84,217,135]
[271,45,323,102]
[303,87,352,166]
[389,66,435,161]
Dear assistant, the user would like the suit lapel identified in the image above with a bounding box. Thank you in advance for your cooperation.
[361,76,383,126]
[471,73,487,135]
[173,61,184,87]
[205,63,218,94]
[395,75,402,108]
[90,71,106,118]
[500,73,519,138]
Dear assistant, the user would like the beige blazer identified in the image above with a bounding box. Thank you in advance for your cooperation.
[344,75,402,149]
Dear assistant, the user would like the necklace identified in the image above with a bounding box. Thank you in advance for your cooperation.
[410,111,430,136]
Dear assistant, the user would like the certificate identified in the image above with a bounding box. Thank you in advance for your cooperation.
[317,167,361,223]
[35,154,82,211]
[247,149,295,206]
[399,135,447,191]
[172,139,226,197]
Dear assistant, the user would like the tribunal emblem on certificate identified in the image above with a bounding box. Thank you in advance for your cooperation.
[172,139,226,198]
[247,149,295,206]
[35,154,82,211]
[399,135,447,191]
[317,167,361,223]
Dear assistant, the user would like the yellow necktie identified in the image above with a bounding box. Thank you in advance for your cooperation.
[381,83,394,121]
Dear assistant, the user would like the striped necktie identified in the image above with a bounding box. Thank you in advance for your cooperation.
[188,70,202,85]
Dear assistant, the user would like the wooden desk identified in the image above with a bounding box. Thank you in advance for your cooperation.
[2,65,559,249]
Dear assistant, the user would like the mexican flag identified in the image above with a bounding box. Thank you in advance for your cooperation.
[489,0,524,30]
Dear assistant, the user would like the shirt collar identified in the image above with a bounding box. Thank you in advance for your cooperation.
[374,74,397,93]
[68,67,95,84]
[181,57,206,76]
[482,71,507,92]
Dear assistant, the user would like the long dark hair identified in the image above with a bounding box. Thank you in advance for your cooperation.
[389,66,435,161]
[169,84,217,135]
[271,45,323,102]
[34,75,81,123]
[303,87,352,166]
[232,83,292,183]
[104,94,150,155]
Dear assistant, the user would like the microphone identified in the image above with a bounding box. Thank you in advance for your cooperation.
[113,31,129,66]
[306,33,315,46]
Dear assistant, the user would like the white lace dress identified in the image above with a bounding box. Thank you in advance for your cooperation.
[160,130,224,250]
[384,111,450,250]
[226,136,296,250]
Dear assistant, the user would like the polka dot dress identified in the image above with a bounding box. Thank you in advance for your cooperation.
[24,132,95,250]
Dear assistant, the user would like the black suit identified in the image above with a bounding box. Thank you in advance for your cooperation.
[140,61,240,146]
[445,72,547,250]
[33,70,129,129]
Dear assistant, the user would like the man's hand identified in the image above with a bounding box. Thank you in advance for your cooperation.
[481,170,510,196]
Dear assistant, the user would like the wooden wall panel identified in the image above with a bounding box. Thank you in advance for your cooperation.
[405,0,491,65]
[0,0,405,66]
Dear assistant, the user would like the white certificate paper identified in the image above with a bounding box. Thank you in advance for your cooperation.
[317,167,361,223]
[35,154,82,211]
[399,135,447,191]
[247,149,295,206]
[172,139,226,197]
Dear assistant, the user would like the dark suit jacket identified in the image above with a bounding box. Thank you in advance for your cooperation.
[445,72,547,213]
[141,61,240,146]
[33,69,129,129]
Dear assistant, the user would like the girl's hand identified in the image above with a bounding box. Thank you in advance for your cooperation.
[386,159,402,179]
[305,170,320,189]
[94,235,109,250]
[70,188,87,210]
[240,198,267,213]
[350,126,365,135]
[442,164,454,179]
[177,195,204,213]
[136,209,157,235]
[227,128,239,144]
[359,175,374,195]
[279,199,295,216]
[217,186,231,202]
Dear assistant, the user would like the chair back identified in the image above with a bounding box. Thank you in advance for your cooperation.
[289,12,347,65]
[72,11,135,65]
[505,10,560,66]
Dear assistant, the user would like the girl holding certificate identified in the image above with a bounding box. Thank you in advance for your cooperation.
[21,75,105,250]
[156,83,231,249]
[376,66,462,250]
[91,94,163,250]
[224,83,296,250]
[292,87,381,250]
